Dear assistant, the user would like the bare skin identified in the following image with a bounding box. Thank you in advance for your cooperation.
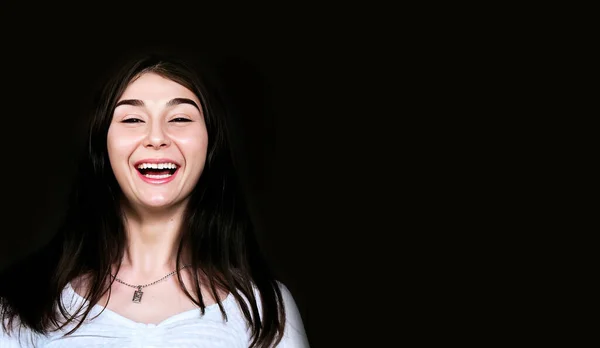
[71,268,228,324]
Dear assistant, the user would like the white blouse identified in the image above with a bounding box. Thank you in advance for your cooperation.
[1,282,309,348]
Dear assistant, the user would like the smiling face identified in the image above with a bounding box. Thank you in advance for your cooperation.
[107,72,208,210]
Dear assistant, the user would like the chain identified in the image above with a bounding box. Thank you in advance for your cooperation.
[112,264,191,289]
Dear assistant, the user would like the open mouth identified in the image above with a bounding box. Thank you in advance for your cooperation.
[136,163,179,179]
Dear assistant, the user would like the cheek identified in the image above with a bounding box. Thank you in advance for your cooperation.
[176,126,209,158]
[107,127,140,163]
[178,140,208,175]
[181,140,209,167]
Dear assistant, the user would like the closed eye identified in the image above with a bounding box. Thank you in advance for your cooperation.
[171,118,192,122]
[122,118,144,123]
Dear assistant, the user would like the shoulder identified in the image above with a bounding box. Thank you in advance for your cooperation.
[228,281,310,347]
[273,282,310,348]
[247,281,310,348]
[1,283,84,347]
[1,319,45,348]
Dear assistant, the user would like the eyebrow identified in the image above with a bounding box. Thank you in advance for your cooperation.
[115,98,201,111]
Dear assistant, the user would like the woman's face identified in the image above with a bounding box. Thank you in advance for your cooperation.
[107,72,208,210]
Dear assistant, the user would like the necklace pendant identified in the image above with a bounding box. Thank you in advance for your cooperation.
[132,287,143,303]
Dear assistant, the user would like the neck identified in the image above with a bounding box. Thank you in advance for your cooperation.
[120,201,190,276]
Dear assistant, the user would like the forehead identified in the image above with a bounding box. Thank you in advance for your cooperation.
[118,72,200,104]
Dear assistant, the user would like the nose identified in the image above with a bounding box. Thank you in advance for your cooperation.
[143,123,171,149]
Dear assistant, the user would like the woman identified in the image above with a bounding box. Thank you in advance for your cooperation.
[0,52,309,347]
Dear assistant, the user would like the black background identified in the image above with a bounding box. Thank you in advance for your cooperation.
[0,4,388,347]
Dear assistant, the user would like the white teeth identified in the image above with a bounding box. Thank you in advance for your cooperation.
[137,163,178,169]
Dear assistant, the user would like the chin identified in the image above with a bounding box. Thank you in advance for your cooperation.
[135,196,174,208]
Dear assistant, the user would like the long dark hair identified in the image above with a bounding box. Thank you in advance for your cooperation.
[0,51,285,347]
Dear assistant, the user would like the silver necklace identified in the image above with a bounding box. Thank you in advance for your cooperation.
[112,264,191,303]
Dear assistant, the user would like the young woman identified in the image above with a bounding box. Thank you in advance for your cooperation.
[0,52,309,347]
